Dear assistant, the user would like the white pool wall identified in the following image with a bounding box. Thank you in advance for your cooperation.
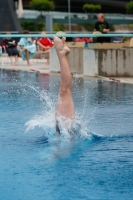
[50,47,133,77]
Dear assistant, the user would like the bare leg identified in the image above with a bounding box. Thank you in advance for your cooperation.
[37,41,45,51]
[37,41,50,51]
[9,56,13,65]
[45,51,50,65]
[54,36,75,120]
[22,48,30,66]
[39,46,45,51]
[37,41,50,65]
[14,55,18,65]
[26,50,30,65]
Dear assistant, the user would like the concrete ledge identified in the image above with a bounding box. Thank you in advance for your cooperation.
[98,49,133,77]
[123,38,133,47]
[50,48,60,72]
[89,43,123,49]
[50,47,133,77]
[1,55,133,84]
[66,42,85,48]
[83,49,98,76]
[50,47,83,74]
[0,57,50,74]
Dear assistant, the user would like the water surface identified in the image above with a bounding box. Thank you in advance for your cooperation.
[0,69,133,200]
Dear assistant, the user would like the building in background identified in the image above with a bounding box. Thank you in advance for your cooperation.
[17,0,130,14]
[0,0,21,32]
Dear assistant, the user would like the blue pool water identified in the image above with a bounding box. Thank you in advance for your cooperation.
[0,69,133,200]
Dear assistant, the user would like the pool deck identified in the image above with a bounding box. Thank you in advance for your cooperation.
[0,57,50,74]
[0,57,133,84]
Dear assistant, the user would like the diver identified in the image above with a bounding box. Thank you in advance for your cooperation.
[54,36,78,136]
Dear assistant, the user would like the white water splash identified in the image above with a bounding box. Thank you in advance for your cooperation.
[25,85,96,140]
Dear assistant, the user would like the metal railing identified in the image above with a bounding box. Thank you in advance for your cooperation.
[0,33,133,38]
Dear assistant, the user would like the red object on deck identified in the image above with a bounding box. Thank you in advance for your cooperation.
[75,38,91,43]
[39,38,53,47]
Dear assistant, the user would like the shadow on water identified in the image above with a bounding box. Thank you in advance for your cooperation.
[34,135,49,145]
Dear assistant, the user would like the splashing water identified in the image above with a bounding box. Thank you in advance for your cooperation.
[25,85,96,142]
[24,86,93,161]
[24,81,133,144]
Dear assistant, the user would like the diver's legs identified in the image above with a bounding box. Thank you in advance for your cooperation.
[54,36,75,119]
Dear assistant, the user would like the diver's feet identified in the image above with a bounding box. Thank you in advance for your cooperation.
[54,36,70,56]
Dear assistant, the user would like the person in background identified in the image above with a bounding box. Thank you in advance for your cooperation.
[36,31,53,65]
[18,30,36,66]
[3,35,19,65]
[94,13,110,43]
[0,46,2,56]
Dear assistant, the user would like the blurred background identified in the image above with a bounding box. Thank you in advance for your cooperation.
[1,0,133,33]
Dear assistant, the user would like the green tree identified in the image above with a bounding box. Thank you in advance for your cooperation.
[95,4,102,12]
[20,21,65,32]
[126,1,133,14]
[82,3,102,13]
[53,23,65,32]
[30,0,55,17]
[21,21,45,31]
[83,4,95,13]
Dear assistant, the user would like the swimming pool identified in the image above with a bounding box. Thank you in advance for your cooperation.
[0,69,133,200]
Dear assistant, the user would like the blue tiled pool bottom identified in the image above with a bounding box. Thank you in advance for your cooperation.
[0,69,133,200]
